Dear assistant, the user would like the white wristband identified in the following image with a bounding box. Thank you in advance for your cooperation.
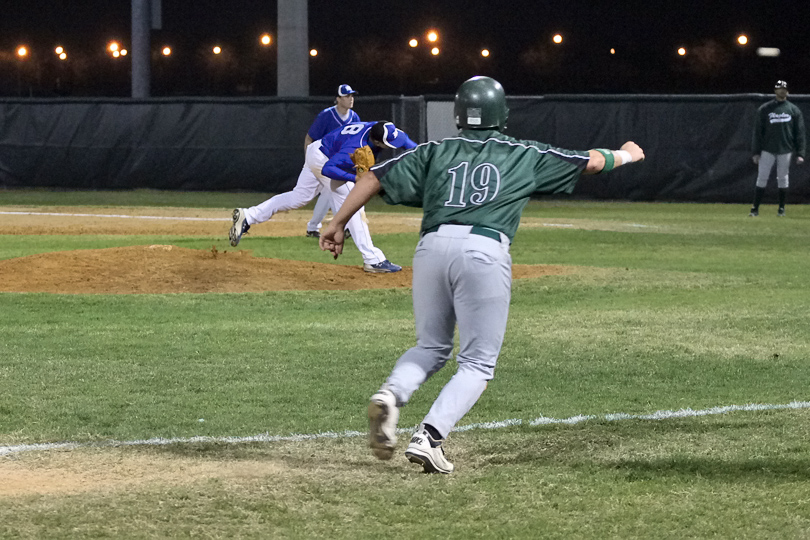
[615,150,633,165]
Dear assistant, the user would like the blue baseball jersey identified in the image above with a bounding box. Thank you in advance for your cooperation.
[320,122,417,183]
[307,106,361,141]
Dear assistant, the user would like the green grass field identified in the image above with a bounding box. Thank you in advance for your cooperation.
[2,191,810,538]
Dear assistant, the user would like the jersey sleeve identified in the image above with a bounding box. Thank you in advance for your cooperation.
[532,143,590,194]
[372,147,427,207]
[322,152,359,183]
[795,106,807,158]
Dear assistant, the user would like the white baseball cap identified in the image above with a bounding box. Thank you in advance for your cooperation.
[338,84,357,97]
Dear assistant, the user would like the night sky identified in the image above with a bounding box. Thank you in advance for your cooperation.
[1,1,807,96]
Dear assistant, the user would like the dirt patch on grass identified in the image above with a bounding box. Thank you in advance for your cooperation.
[0,449,288,498]
[0,245,571,294]
[0,206,574,293]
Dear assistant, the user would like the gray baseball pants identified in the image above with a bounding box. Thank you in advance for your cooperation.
[757,151,792,188]
[385,224,512,438]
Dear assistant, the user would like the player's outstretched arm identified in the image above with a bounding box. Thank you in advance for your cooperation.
[584,141,645,175]
[319,171,381,259]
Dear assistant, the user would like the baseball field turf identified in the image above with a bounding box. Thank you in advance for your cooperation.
[1,190,809,538]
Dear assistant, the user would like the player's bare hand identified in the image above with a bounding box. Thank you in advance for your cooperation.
[797,156,805,165]
[319,226,345,259]
[620,141,645,162]
[752,155,760,165]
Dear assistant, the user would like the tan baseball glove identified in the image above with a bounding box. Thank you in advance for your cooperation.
[350,145,375,177]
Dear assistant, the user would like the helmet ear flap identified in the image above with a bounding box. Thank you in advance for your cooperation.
[454,76,508,131]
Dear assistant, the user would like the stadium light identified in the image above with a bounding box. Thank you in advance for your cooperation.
[552,34,563,44]
[737,34,749,46]
[756,47,780,57]
[108,41,120,53]
[610,48,616,55]
[309,49,318,57]
[16,46,28,58]
[120,49,128,56]
[431,47,440,56]
[409,38,418,48]
[678,47,687,56]
[481,49,490,58]
[59,52,67,60]
[260,34,272,46]
[213,46,222,55]
[427,30,438,43]
[54,46,64,55]
[162,46,172,56]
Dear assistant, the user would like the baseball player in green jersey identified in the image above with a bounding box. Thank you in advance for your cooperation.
[749,80,806,217]
[320,76,645,474]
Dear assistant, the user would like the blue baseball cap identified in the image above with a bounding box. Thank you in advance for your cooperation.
[337,84,357,96]
[380,122,409,149]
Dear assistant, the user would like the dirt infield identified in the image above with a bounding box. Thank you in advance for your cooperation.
[0,206,572,293]
[0,245,571,294]
[1,450,288,498]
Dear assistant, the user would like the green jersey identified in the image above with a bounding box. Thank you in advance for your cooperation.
[372,129,589,243]
[752,99,807,158]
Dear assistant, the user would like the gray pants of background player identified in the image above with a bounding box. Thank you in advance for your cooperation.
[757,151,792,188]
[385,224,512,438]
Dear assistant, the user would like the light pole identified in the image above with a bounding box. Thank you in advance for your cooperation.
[131,0,161,98]
[278,0,308,96]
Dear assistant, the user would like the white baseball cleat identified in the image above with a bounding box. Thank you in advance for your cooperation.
[405,428,454,474]
[368,388,399,460]
[229,208,250,247]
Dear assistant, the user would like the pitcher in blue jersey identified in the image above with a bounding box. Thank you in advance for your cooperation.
[319,120,417,183]
[230,120,416,273]
[311,120,416,272]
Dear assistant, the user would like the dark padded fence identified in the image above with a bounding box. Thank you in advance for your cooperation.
[506,94,809,203]
[0,96,411,193]
[0,94,807,202]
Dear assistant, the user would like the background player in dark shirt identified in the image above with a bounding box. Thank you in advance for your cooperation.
[750,80,806,217]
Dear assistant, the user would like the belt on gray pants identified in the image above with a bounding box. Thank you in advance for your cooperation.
[421,224,504,243]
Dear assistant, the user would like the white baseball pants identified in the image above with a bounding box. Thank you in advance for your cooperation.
[247,141,386,265]
[307,193,331,233]
[245,145,325,225]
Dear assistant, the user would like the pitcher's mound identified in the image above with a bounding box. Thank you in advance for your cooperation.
[0,245,571,294]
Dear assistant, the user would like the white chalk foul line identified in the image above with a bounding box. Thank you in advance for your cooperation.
[0,211,229,221]
[2,400,810,457]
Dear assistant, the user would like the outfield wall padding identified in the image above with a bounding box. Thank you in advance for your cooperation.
[0,95,807,203]
[505,94,809,203]
[0,97,409,193]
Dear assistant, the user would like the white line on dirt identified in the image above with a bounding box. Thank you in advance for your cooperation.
[0,211,229,221]
[3,400,809,457]
[2,211,652,229]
